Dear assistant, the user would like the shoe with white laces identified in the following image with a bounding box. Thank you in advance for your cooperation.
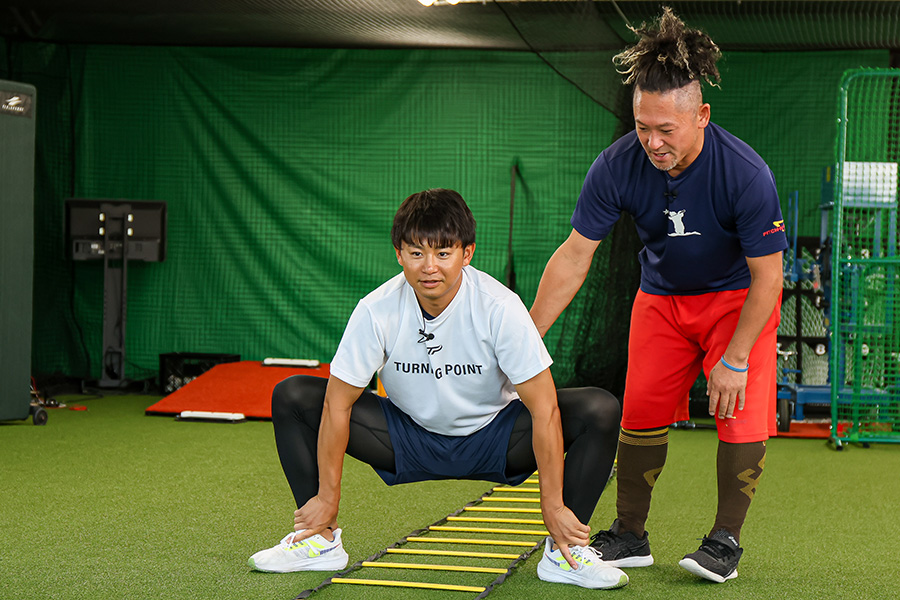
[248,529,349,573]
[536,537,629,589]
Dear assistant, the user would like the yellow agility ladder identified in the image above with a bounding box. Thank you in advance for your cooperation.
[293,475,544,599]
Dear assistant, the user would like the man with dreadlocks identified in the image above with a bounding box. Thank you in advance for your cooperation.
[530,7,787,584]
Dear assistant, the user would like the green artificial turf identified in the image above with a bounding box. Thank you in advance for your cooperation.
[2,394,899,600]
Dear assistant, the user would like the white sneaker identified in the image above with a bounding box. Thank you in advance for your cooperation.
[536,536,629,589]
[248,529,349,573]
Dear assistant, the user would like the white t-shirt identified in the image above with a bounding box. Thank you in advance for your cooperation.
[330,266,553,436]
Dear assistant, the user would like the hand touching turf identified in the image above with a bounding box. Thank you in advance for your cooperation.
[543,503,591,569]
[291,495,339,542]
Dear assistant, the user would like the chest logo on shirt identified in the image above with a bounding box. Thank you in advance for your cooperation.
[393,361,484,379]
[663,208,702,237]
[418,328,443,354]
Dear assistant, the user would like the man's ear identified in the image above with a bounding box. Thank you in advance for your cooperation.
[462,243,475,266]
[698,103,711,128]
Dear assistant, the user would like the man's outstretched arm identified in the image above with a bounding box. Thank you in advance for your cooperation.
[707,251,784,419]
[515,368,589,569]
[291,375,364,540]
[530,229,600,336]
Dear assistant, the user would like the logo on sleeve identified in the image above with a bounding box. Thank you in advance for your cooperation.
[663,208,701,237]
[763,220,785,237]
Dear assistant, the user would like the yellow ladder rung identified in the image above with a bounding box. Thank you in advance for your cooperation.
[387,548,520,560]
[430,525,548,536]
[465,506,542,514]
[481,496,541,503]
[492,486,541,493]
[447,516,545,525]
[332,578,485,593]
[407,536,536,547]
[524,478,539,484]
[361,561,507,574]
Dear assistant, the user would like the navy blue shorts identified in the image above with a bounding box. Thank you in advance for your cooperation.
[373,398,531,487]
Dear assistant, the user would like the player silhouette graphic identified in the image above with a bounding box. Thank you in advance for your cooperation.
[663,208,701,237]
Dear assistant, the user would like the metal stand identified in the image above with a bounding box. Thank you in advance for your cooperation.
[97,203,133,388]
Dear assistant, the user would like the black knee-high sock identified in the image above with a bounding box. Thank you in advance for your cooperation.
[711,440,766,543]
[615,427,669,537]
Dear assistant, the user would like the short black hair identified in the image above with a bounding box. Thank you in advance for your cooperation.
[391,189,476,250]
[613,6,721,93]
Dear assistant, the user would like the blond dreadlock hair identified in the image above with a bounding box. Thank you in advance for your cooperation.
[613,6,721,92]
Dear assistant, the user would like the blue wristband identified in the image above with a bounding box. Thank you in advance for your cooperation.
[719,356,749,373]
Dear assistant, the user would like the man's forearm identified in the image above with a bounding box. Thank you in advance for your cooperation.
[531,409,566,510]
[316,399,352,503]
[724,254,783,364]
[531,234,597,336]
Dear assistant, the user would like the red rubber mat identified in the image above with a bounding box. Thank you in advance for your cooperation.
[145,360,329,419]
[776,421,831,439]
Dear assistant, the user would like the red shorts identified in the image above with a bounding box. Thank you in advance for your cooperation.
[622,288,780,443]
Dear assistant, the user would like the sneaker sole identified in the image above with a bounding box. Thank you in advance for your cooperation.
[600,554,654,568]
[678,557,737,583]
[536,561,629,590]
[248,554,349,573]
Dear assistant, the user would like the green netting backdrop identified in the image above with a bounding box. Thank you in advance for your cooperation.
[831,69,900,443]
[1,42,889,390]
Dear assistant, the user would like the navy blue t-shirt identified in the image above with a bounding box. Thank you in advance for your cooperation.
[572,122,788,295]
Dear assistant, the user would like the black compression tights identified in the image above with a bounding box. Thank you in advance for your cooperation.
[271,375,621,525]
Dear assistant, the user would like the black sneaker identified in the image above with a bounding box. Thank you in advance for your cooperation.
[678,529,743,583]
[589,519,654,567]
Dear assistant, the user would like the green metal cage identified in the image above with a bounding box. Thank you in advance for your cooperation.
[830,68,900,448]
